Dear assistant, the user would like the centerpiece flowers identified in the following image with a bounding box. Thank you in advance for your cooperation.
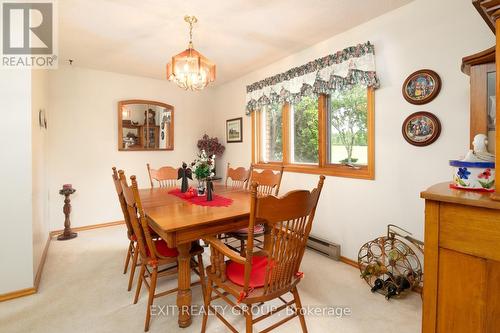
[197,134,225,175]
[191,149,215,195]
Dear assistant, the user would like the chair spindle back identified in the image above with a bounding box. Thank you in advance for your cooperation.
[246,176,324,295]
[119,170,161,261]
[225,163,250,190]
[112,167,134,240]
[147,163,178,188]
[248,165,284,196]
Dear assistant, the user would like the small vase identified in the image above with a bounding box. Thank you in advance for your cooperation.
[197,179,206,196]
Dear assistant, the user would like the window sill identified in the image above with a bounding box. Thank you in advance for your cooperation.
[253,162,374,180]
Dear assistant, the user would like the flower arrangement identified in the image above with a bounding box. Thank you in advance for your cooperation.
[191,150,215,181]
[197,134,225,157]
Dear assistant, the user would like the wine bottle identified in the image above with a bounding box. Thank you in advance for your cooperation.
[371,278,385,293]
[386,283,398,300]
[385,274,411,299]
[397,275,411,293]
[384,272,396,300]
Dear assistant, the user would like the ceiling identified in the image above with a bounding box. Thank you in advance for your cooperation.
[59,0,413,84]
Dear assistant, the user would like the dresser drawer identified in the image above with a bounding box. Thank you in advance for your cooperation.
[439,202,500,261]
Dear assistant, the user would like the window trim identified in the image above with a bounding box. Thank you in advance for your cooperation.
[251,88,375,180]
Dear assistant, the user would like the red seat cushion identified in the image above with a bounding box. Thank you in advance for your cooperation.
[226,255,271,288]
[146,239,178,258]
[232,224,265,235]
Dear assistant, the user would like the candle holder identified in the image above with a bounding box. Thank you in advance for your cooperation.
[57,186,77,241]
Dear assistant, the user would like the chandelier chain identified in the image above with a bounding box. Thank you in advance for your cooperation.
[184,15,197,49]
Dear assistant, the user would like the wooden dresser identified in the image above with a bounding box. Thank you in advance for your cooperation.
[420,2,500,332]
[421,182,500,333]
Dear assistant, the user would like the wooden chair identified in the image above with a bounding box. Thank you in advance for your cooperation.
[201,176,325,333]
[218,163,250,243]
[225,163,250,190]
[112,167,139,292]
[247,164,284,195]
[147,163,178,188]
[227,165,285,256]
[119,170,206,332]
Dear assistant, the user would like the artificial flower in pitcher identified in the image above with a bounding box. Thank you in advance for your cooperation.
[191,150,216,196]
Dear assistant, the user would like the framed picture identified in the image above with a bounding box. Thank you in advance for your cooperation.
[226,117,243,143]
[402,111,441,146]
[402,69,441,105]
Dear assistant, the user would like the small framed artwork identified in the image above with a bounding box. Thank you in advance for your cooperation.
[402,111,441,146]
[402,69,441,105]
[226,117,243,143]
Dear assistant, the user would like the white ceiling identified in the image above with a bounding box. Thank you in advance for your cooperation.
[59,0,413,84]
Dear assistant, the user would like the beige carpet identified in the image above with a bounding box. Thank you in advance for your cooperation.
[0,225,422,333]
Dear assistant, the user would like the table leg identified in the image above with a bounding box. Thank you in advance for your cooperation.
[176,243,192,328]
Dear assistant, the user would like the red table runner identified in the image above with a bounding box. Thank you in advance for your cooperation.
[168,188,233,207]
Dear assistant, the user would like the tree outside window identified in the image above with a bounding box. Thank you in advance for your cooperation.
[328,85,368,165]
[291,96,319,164]
[262,103,283,162]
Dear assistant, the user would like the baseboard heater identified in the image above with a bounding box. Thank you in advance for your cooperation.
[306,235,340,260]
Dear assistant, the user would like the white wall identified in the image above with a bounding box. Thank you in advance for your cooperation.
[0,69,34,293]
[32,69,50,279]
[209,0,495,260]
[47,66,211,230]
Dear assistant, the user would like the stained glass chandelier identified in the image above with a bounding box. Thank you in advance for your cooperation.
[166,16,216,91]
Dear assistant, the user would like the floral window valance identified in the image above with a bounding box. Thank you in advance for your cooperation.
[245,41,379,114]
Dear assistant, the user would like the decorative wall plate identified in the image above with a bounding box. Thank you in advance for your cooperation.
[402,69,441,105]
[402,111,441,146]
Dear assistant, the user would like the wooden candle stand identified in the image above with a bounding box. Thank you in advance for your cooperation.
[57,187,77,241]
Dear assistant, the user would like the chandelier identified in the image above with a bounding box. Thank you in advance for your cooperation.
[166,16,216,91]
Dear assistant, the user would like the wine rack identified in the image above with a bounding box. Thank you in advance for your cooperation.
[358,225,424,299]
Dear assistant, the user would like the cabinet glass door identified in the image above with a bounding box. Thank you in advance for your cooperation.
[487,71,496,153]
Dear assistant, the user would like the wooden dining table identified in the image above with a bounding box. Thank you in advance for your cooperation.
[139,185,253,328]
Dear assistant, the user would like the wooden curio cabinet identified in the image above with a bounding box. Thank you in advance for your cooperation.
[420,2,500,333]
[462,47,496,152]
[140,125,160,149]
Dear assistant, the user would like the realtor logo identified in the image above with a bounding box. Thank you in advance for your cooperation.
[1,0,58,68]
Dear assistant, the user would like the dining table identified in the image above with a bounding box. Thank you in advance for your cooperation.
[139,185,253,328]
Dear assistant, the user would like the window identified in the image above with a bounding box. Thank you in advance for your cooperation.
[328,85,368,166]
[260,103,283,162]
[252,86,374,179]
[290,96,319,164]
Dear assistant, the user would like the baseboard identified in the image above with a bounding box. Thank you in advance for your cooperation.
[34,234,51,290]
[2,221,124,303]
[49,220,124,237]
[0,233,51,303]
[0,287,36,302]
[340,256,359,269]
